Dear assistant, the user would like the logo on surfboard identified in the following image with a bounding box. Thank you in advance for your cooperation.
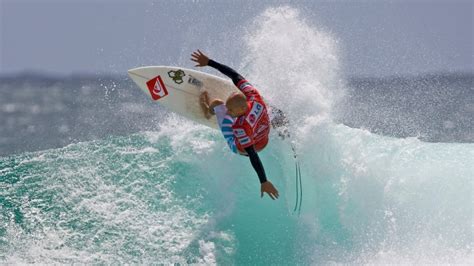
[168,69,186,84]
[146,75,168,100]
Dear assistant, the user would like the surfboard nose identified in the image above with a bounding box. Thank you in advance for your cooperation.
[127,68,140,77]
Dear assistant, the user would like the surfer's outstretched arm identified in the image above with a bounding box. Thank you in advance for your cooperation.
[191,50,244,86]
[244,146,267,183]
[207,60,244,87]
[244,146,279,200]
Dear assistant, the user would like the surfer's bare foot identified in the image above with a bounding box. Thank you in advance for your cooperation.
[199,91,212,119]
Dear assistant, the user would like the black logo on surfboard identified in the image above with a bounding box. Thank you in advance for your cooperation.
[168,70,186,84]
[187,75,203,87]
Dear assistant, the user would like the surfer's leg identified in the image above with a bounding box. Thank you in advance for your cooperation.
[213,104,238,154]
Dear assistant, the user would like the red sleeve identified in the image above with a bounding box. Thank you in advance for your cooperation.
[236,79,262,101]
[233,122,254,149]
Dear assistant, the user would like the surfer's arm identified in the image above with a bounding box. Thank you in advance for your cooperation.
[208,59,245,87]
[191,50,261,100]
[208,59,262,101]
[245,146,280,200]
[191,50,245,86]
[244,146,267,184]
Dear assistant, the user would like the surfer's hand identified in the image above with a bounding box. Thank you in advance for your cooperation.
[209,99,224,115]
[261,181,279,200]
[199,91,212,119]
[191,49,209,67]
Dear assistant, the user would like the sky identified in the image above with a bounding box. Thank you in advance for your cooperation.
[0,0,472,77]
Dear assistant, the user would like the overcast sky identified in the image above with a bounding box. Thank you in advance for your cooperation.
[1,0,472,77]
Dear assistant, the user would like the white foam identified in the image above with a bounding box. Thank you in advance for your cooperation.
[241,6,344,124]
[144,114,219,157]
[1,136,217,264]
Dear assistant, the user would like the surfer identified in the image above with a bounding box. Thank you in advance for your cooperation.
[191,49,279,200]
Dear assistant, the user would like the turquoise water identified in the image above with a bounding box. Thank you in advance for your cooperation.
[1,6,473,264]
[1,117,472,263]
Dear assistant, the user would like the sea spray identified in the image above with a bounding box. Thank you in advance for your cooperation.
[241,6,344,123]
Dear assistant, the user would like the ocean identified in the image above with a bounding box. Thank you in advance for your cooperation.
[1,6,473,264]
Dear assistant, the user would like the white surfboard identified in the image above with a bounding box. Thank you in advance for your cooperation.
[128,66,240,129]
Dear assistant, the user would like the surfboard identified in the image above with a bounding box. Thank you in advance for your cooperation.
[128,66,240,129]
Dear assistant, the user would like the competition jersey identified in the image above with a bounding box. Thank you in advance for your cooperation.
[232,80,270,153]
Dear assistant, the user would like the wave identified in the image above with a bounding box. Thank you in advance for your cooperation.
[1,115,472,264]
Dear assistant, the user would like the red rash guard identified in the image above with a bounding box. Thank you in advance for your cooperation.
[232,80,270,154]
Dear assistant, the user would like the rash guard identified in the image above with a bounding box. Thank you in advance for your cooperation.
[208,59,268,184]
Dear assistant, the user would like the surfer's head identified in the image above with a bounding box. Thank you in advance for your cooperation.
[226,92,248,117]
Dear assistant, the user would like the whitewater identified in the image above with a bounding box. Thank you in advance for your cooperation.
[1,7,472,264]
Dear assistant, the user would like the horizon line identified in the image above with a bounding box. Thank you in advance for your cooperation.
[0,69,473,81]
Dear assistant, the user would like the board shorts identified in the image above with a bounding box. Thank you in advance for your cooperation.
[213,104,240,154]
